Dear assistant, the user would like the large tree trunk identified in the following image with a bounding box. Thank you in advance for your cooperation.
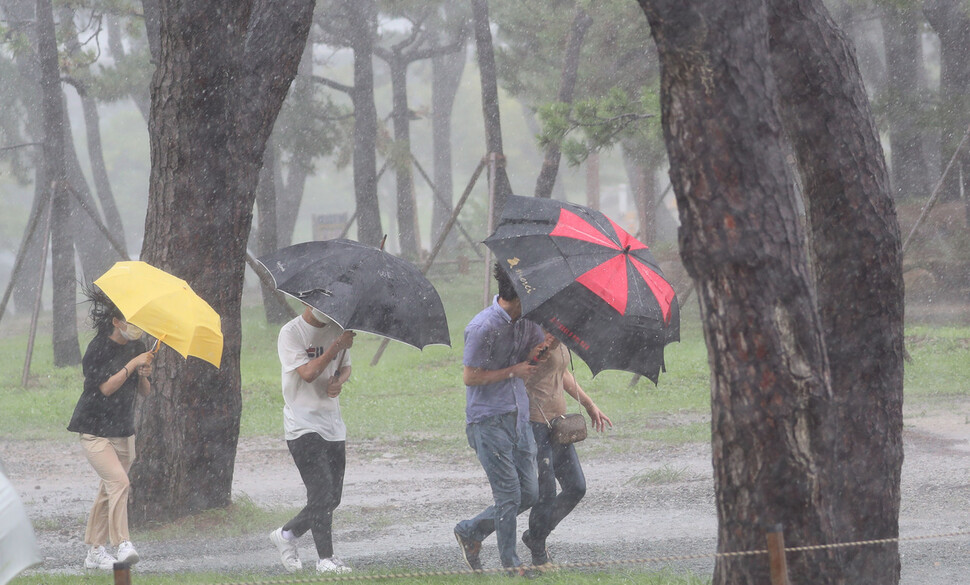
[533,8,592,199]
[36,0,81,367]
[430,39,466,252]
[882,3,929,201]
[471,0,513,222]
[348,0,382,247]
[638,2,841,584]
[768,1,905,583]
[131,0,314,523]
[924,0,970,203]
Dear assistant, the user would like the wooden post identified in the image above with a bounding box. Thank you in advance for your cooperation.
[21,201,53,388]
[113,562,131,585]
[766,524,791,585]
[483,153,498,309]
[0,190,52,329]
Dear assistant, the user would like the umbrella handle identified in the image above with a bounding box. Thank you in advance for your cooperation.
[151,335,165,355]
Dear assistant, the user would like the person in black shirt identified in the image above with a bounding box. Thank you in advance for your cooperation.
[67,287,154,570]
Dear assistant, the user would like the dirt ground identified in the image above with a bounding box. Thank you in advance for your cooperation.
[5,404,970,583]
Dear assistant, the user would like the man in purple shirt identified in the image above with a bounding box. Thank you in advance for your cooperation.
[454,264,546,575]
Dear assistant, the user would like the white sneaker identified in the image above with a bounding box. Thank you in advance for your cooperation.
[116,541,140,565]
[269,528,302,572]
[317,557,352,574]
[84,545,117,570]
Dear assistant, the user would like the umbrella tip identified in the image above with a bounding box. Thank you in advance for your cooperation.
[379,235,388,250]
[623,244,631,253]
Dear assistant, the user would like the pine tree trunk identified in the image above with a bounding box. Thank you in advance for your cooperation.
[431,41,466,252]
[131,0,314,523]
[471,0,513,222]
[768,1,904,583]
[638,1,841,583]
[348,0,382,247]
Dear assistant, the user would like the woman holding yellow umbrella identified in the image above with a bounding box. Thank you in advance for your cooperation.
[67,287,155,570]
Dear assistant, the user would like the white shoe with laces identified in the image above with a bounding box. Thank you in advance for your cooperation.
[269,528,302,572]
[84,545,117,570]
[116,541,140,565]
[317,557,352,573]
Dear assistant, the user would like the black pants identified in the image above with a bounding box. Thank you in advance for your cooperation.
[283,432,346,559]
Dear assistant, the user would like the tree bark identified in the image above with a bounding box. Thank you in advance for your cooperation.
[131,0,315,523]
[383,51,420,259]
[36,0,81,367]
[471,0,514,222]
[534,8,592,199]
[881,2,929,201]
[275,41,313,248]
[638,2,840,584]
[79,92,127,248]
[768,1,905,583]
[431,38,467,253]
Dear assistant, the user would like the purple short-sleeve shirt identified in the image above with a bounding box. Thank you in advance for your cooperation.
[463,296,544,427]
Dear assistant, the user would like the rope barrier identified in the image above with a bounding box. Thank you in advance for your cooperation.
[196,529,970,585]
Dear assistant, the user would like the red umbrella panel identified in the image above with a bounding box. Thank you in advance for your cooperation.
[484,195,679,382]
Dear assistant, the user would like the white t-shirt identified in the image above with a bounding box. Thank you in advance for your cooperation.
[277,314,351,441]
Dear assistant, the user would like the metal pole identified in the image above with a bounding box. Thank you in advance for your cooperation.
[766,524,791,585]
[22,197,53,387]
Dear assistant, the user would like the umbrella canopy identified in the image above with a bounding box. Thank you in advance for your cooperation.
[256,239,451,350]
[93,261,224,368]
[0,467,41,584]
[484,195,679,382]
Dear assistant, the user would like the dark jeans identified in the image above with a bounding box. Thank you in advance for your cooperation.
[456,412,538,568]
[527,421,587,543]
[283,432,346,559]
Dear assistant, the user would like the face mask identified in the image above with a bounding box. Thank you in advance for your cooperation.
[120,322,144,341]
[310,308,330,325]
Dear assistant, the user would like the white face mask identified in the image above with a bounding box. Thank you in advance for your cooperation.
[119,322,144,341]
[310,308,330,325]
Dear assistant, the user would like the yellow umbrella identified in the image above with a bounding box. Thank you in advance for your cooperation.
[93,261,224,368]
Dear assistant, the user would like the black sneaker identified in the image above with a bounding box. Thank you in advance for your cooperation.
[521,530,550,566]
[454,528,482,571]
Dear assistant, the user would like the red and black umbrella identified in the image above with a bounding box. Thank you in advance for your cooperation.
[484,195,679,382]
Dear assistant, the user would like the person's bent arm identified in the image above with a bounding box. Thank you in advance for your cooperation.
[563,370,613,432]
[463,361,537,386]
[296,331,355,383]
[326,365,352,398]
[99,351,154,397]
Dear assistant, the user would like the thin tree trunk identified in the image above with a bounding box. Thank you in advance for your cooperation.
[585,151,600,211]
[882,3,929,201]
[638,2,840,584]
[80,93,127,248]
[431,39,466,251]
[349,0,382,247]
[36,0,81,367]
[768,1,904,583]
[387,54,420,259]
[534,8,592,199]
[276,42,313,247]
[255,140,291,324]
[924,0,970,202]
[471,0,513,222]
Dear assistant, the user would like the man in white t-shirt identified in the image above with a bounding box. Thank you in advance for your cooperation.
[269,305,356,574]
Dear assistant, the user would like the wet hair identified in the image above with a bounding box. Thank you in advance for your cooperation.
[493,263,518,302]
[81,284,124,336]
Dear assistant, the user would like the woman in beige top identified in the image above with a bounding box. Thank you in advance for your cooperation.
[522,330,612,566]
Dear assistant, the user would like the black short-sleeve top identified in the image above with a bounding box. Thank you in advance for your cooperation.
[67,334,146,438]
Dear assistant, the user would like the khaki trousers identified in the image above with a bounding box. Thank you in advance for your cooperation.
[80,434,135,547]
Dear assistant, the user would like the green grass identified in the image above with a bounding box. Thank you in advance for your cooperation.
[3,273,969,449]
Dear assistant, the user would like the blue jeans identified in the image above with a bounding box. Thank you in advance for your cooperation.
[527,421,587,543]
[456,412,538,568]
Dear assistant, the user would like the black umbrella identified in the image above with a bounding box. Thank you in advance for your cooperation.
[484,195,679,382]
[256,239,450,349]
